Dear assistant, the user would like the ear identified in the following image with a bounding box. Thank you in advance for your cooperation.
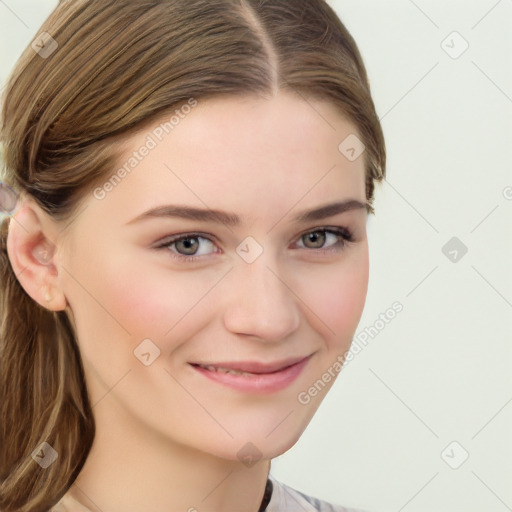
[6,195,67,311]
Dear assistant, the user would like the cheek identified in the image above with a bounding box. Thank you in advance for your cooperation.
[93,254,217,344]
[63,245,176,344]
[299,248,369,348]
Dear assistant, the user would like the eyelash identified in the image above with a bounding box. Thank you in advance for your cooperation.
[154,227,355,263]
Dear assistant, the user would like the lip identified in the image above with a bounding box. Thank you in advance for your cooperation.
[188,354,313,394]
[189,356,310,374]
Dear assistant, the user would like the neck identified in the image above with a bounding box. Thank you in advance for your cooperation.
[62,398,272,512]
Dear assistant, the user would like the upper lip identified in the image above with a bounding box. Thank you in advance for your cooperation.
[190,355,312,374]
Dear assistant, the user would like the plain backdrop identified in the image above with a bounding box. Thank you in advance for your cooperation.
[1,1,511,511]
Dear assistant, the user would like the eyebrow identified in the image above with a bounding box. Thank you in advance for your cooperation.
[126,199,367,227]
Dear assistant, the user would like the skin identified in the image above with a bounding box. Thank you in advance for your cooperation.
[8,91,369,512]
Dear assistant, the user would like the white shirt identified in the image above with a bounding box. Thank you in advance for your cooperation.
[264,473,368,512]
[51,473,368,512]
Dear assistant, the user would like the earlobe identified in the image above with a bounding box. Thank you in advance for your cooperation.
[6,198,67,311]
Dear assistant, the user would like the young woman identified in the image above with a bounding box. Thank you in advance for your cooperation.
[0,1,385,511]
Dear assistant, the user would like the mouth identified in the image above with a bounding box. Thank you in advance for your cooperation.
[188,354,314,394]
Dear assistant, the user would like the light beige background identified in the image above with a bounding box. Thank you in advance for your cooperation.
[1,1,511,511]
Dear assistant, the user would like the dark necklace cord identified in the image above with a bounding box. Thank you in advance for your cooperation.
[258,478,273,512]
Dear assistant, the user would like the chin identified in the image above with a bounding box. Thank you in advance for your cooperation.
[208,421,308,464]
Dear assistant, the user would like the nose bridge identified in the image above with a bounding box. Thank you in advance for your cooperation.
[222,252,301,341]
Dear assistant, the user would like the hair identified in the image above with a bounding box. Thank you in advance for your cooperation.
[0,1,386,510]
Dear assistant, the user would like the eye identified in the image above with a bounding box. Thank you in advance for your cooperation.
[294,227,354,252]
[155,233,218,262]
[154,226,354,263]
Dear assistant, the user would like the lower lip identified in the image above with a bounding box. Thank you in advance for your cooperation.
[189,356,311,394]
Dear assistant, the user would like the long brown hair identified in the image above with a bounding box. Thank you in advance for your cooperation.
[0,1,386,510]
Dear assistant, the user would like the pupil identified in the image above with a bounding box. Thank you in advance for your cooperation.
[307,232,325,248]
[178,238,198,255]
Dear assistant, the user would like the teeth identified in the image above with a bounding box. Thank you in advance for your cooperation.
[199,364,254,377]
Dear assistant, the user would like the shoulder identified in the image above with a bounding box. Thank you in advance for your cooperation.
[265,473,370,512]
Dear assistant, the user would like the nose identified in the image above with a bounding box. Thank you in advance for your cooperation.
[222,256,301,342]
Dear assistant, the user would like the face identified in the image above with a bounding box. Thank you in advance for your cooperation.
[55,91,369,461]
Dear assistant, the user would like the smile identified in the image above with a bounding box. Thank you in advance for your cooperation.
[188,354,313,394]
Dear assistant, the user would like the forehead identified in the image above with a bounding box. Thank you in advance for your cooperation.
[83,92,367,227]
